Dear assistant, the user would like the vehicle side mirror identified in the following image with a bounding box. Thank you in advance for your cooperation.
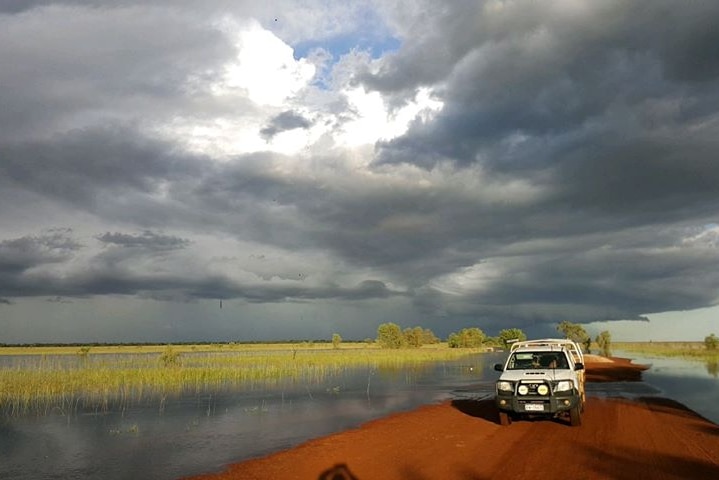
[493,363,504,372]
[574,362,584,371]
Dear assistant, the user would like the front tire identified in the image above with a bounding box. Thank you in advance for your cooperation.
[499,411,511,426]
[569,405,582,426]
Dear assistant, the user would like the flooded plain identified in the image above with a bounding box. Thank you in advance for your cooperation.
[1,351,717,480]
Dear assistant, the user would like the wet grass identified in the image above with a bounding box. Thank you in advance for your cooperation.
[614,341,719,361]
[0,343,485,416]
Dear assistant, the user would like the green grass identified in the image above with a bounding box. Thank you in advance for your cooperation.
[0,343,485,416]
[614,341,719,360]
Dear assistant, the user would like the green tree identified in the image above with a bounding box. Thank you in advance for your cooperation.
[596,330,612,357]
[498,328,527,348]
[556,321,591,352]
[705,333,719,351]
[421,328,440,345]
[403,327,423,348]
[376,322,406,349]
[447,327,486,348]
[331,333,342,349]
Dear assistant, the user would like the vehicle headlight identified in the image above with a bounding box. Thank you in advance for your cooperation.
[517,385,529,395]
[497,381,514,392]
[555,380,573,392]
[537,384,549,395]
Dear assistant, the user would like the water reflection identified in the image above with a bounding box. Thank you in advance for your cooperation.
[615,352,719,425]
[706,360,718,378]
[0,353,502,480]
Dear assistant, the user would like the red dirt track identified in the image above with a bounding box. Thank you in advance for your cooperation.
[185,357,719,480]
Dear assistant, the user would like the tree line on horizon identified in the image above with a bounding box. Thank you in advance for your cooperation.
[369,321,619,356]
[371,322,530,350]
[4,326,716,354]
[368,320,716,357]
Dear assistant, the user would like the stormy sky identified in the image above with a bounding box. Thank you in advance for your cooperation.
[1,0,718,343]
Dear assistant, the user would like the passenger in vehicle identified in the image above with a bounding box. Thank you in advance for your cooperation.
[546,355,567,369]
[531,355,541,368]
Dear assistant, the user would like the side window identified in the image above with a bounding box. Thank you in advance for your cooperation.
[557,354,569,369]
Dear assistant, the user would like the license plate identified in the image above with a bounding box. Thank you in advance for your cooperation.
[525,404,545,412]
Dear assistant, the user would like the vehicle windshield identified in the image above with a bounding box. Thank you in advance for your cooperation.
[507,351,569,370]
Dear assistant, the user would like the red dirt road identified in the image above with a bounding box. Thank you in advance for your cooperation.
[185,357,719,480]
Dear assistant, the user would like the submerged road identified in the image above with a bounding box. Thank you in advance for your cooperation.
[184,358,719,480]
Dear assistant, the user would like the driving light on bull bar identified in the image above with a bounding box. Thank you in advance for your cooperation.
[497,381,514,392]
[537,385,549,395]
[517,385,529,395]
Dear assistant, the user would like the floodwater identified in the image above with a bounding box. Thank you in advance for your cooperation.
[614,352,719,424]
[1,352,717,480]
[0,352,499,480]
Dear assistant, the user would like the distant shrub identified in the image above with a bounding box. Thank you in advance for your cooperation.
[160,345,181,367]
[498,328,527,348]
[376,322,406,349]
[705,333,719,351]
[596,330,612,357]
[447,327,485,348]
[557,321,591,352]
[77,346,91,358]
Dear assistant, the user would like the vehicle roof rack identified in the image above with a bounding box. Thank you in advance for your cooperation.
[509,338,584,363]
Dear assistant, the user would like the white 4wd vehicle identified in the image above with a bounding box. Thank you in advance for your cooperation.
[494,339,586,426]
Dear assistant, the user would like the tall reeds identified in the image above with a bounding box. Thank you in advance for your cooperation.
[0,343,484,416]
[615,341,719,360]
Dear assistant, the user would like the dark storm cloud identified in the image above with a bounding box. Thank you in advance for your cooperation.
[0,3,237,142]
[96,231,191,251]
[0,0,49,13]
[0,230,82,274]
[187,278,401,303]
[467,247,719,323]
[0,227,403,304]
[2,0,719,339]
[2,119,717,327]
[0,126,204,211]
[260,111,313,140]
[373,0,719,167]
[354,0,719,325]
[46,296,72,303]
[368,1,719,94]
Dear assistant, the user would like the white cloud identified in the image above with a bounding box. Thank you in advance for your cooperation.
[215,18,316,106]
[164,17,443,161]
[681,224,719,248]
[429,260,505,296]
[336,86,443,147]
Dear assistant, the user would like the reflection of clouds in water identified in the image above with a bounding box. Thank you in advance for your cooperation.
[5,352,715,480]
[585,382,661,397]
[0,354,498,480]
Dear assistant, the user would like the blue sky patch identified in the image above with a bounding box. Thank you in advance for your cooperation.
[293,33,401,61]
